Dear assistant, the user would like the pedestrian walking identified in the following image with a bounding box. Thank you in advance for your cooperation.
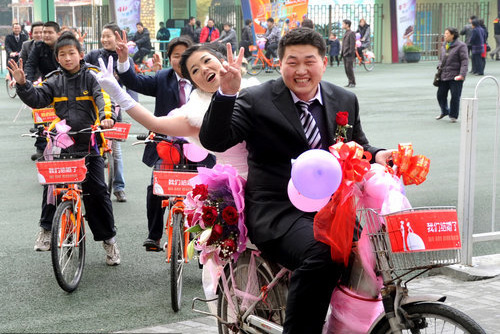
[435,27,468,123]
[240,19,253,58]
[470,19,486,75]
[194,20,202,43]
[460,15,476,58]
[490,16,500,60]
[5,22,28,65]
[181,16,196,42]
[341,19,356,87]
[327,32,340,66]
[156,21,170,62]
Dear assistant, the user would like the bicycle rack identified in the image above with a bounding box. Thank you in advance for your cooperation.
[458,75,500,265]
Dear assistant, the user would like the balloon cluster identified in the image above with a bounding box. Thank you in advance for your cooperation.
[288,149,342,212]
[355,33,362,48]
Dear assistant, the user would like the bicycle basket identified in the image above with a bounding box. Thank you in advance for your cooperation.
[152,165,198,197]
[362,207,461,271]
[32,107,57,125]
[103,122,131,141]
[36,154,87,185]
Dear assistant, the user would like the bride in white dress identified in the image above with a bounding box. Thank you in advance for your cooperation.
[95,43,255,311]
[95,42,255,179]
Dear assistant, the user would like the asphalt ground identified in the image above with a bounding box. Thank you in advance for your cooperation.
[1,59,500,333]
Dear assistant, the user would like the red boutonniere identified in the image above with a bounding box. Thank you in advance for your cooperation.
[335,111,352,143]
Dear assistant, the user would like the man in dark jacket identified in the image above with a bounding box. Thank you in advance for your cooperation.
[460,15,476,57]
[490,16,500,60]
[24,21,60,81]
[240,19,253,58]
[156,21,170,62]
[20,21,43,67]
[116,35,215,251]
[181,16,196,42]
[341,19,356,87]
[131,22,152,64]
[5,22,28,64]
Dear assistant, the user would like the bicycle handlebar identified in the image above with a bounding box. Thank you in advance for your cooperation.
[133,133,189,146]
[22,125,117,138]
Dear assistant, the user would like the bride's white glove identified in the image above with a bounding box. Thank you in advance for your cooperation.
[95,56,137,111]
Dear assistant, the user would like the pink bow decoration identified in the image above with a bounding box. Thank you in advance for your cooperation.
[54,119,74,149]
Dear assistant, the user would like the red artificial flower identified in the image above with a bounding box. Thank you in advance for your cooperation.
[336,112,349,126]
[202,206,218,227]
[186,212,194,226]
[222,206,238,225]
[222,238,237,253]
[192,184,208,201]
[208,224,224,245]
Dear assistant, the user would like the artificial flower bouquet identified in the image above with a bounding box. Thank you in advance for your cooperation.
[185,164,247,265]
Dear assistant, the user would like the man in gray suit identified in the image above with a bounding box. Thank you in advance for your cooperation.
[200,28,392,334]
[341,19,356,88]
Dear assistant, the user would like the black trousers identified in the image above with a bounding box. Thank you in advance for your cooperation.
[133,47,150,64]
[437,79,464,119]
[256,215,344,334]
[39,155,116,241]
[265,42,278,59]
[343,56,356,85]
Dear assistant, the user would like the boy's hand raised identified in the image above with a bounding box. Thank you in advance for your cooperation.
[8,58,26,86]
[219,43,245,96]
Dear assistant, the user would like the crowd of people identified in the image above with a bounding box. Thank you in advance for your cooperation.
[3,13,497,333]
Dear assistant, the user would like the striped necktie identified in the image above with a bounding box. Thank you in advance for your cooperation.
[296,101,322,149]
[178,79,186,107]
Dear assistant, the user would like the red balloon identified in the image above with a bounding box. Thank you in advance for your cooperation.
[156,141,181,166]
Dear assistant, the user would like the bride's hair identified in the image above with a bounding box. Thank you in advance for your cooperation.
[180,43,227,87]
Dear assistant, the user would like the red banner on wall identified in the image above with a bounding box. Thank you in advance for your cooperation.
[385,209,461,253]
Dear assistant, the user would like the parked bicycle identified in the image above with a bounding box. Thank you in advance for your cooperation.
[134,133,199,312]
[22,125,116,292]
[246,45,280,76]
[193,207,485,334]
[355,48,375,72]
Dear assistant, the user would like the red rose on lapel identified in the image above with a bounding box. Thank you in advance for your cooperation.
[336,112,349,126]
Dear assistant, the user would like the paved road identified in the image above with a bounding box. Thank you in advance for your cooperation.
[1,60,500,333]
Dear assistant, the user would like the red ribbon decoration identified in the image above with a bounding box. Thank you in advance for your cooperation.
[390,143,430,185]
[314,141,372,266]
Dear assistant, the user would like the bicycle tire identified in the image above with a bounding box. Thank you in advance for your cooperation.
[217,251,288,334]
[363,58,375,72]
[51,200,85,293]
[170,211,185,312]
[370,302,486,334]
[103,150,114,195]
[247,56,264,76]
[6,79,16,98]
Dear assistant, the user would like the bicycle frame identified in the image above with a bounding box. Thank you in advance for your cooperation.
[163,196,190,263]
[249,46,279,69]
[53,184,84,249]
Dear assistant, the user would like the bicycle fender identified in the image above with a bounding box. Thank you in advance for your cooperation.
[367,297,447,333]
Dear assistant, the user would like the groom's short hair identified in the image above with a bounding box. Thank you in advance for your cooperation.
[278,27,326,60]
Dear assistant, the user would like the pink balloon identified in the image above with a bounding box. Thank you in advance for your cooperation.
[256,38,266,50]
[356,40,362,48]
[184,143,209,162]
[291,149,342,199]
[287,179,330,212]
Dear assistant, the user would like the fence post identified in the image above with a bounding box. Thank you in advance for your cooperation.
[458,98,478,266]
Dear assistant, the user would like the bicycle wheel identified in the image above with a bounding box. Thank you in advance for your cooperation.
[170,211,185,312]
[246,56,264,76]
[6,79,16,98]
[371,302,486,334]
[217,251,288,334]
[51,200,86,293]
[363,57,375,72]
[103,150,114,195]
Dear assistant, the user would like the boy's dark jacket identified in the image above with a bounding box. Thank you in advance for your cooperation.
[17,60,115,153]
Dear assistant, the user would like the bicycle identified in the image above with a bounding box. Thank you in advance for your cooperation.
[194,207,485,334]
[246,45,280,76]
[134,133,198,312]
[23,125,116,292]
[6,71,17,98]
[355,48,376,72]
[102,121,131,195]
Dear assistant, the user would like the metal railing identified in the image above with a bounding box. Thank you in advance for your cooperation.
[458,76,500,265]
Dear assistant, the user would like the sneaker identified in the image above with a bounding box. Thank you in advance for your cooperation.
[449,117,458,123]
[103,241,121,266]
[34,228,51,251]
[113,190,127,203]
[435,113,448,120]
[143,238,163,252]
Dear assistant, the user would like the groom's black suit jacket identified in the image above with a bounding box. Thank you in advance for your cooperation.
[200,78,381,244]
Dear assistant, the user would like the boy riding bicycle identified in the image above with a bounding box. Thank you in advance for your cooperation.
[9,31,121,266]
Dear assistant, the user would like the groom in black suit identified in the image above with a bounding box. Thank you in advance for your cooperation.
[200,28,392,334]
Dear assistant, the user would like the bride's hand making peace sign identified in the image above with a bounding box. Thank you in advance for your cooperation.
[219,43,245,96]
